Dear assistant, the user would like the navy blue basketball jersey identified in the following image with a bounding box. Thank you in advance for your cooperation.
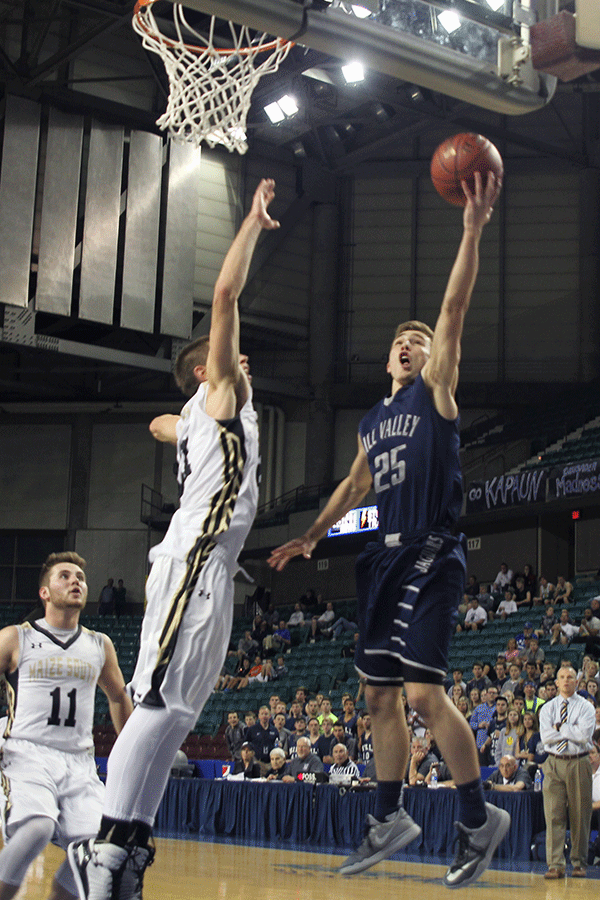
[359,374,462,537]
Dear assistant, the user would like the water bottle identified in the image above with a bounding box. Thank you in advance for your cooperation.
[534,768,543,792]
[430,766,439,789]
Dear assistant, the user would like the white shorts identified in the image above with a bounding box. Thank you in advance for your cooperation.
[0,739,104,848]
[130,545,235,720]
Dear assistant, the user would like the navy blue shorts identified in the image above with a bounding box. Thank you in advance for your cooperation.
[354,531,467,686]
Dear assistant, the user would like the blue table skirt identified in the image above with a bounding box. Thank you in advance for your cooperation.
[155,780,544,861]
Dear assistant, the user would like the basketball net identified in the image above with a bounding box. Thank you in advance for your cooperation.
[132,1,293,153]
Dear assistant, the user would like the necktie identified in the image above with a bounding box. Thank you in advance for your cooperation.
[556,699,568,753]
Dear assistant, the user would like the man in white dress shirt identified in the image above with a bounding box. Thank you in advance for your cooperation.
[539,664,595,879]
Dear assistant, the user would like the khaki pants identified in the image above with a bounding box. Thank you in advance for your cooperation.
[542,754,593,869]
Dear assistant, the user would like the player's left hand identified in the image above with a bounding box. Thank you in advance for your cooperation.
[251,177,280,230]
[461,170,502,231]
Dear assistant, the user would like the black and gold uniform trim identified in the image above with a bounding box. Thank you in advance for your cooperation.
[143,418,246,707]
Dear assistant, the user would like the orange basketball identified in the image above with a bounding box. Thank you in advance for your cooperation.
[430,133,503,207]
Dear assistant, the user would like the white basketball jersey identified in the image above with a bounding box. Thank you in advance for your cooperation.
[150,382,260,564]
[5,620,106,752]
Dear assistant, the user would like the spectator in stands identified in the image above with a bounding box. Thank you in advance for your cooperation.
[589,740,600,863]
[521,661,541,688]
[273,712,291,756]
[329,744,360,781]
[571,608,600,657]
[228,656,252,691]
[268,694,280,717]
[551,608,578,645]
[317,696,338,730]
[232,742,262,779]
[273,655,288,680]
[328,614,359,641]
[313,716,335,761]
[282,737,324,781]
[456,696,470,721]
[496,589,517,620]
[553,575,574,605]
[265,747,290,780]
[446,666,466,698]
[523,681,545,715]
[244,711,256,729]
[309,602,335,642]
[513,696,526,715]
[285,700,305,731]
[492,562,514,592]
[518,711,541,764]
[467,662,492,694]
[340,696,359,737]
[234,630,258,661]
[450,684,467,707]
[304,696,319,721]
[247,705,280,773]
[522,564,537,595]
[264,602,280,628]
[300,588,318,612]
[251,614,265,644]
[288,718,308,759]
[504,637,520,663]
[475,583,495,617]
[515,621,535,654]
[514,576,533,610]
[256,619,273,654]
[272,620,291,654]
[467,688,481,715]
[481,694,509,765]
[114,578,127,619]
[98,577,115,616]
[464,574,480,601]
[533,576,555,606]
[502,662,523,696]
[524,636,545,669]
[307,716,322,753]
[408,735,439,785]
[496,708,524,761]
[470,686,499,758]
[332,721,357,760]
[287,603,306,629]
[587,680,599,702]
[494,659,509,692]
[536,606,558,639]
[457,597,487,632]
[357,713,373,764]
[484,755,532,792]
[540,661,557,690]
[225,711,246,762]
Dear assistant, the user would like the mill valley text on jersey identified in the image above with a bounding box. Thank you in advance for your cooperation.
[359,375,462,537]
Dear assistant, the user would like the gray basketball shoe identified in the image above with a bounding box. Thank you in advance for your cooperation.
[443,802,511,888]
[339,808,422,875]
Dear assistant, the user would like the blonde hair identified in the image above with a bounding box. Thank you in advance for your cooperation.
[174,336,210,397]
[394,320,434,342]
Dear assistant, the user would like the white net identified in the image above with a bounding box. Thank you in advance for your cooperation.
[132,2,293,153]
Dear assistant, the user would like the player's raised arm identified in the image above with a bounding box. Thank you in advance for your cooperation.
[422,171,501,418]
[97,635,133,734]
[206,178,279,419]
[268,436,372,571]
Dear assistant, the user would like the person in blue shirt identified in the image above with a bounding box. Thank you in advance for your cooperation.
[269,171,508,887]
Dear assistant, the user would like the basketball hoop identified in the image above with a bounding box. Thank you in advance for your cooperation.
[132,1,293,153]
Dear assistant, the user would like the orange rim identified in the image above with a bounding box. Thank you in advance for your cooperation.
[133,0,293,56]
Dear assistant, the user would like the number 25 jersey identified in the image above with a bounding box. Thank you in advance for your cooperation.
[5,621,106,752]
[359,374,462,538]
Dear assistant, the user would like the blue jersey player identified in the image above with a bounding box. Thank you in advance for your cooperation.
[269,171,508,887]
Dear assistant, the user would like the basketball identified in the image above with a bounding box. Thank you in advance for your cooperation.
[430,133,503,207]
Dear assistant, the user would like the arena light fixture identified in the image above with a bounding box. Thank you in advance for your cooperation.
[437,9,462,33]
[264,94,299,122]
[485,0,505,10]
[342,60,365,82]
[351,4,373,17]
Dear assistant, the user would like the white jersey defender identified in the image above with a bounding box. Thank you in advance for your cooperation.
[5,620,106,752]
[130,381,259,712]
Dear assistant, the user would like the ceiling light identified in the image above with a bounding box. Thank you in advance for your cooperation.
[277,94,299,116]
[351,5,373,17]
[264,101,285,123]
[485,0,505,9]
[437,9,462,33]
[342,61,365,83]
[291,140,307,159]
[264,95,299,123]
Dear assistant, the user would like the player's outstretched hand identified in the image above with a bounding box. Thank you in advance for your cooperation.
[461,170,502,232]
[267,535,317,571]
[251,177,280,231]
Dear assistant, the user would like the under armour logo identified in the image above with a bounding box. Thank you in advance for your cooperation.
[30,642,43,649]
